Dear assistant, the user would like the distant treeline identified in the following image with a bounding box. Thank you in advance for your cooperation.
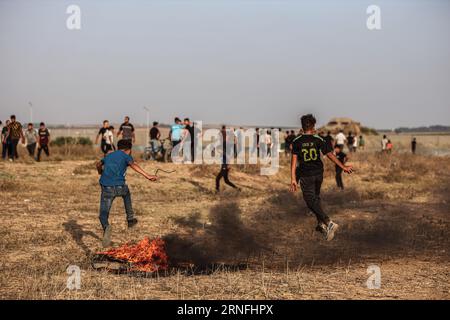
[394,125,450,133]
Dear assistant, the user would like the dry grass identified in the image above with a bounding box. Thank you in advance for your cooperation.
[0,147,449,300]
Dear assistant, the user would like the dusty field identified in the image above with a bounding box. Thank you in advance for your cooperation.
[0,147,449,299]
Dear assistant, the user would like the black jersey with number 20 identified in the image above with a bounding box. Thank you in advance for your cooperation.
[292,134,332,178]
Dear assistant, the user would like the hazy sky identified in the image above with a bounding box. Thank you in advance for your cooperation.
[1,0,449,128]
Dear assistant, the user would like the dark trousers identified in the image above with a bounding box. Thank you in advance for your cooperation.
[298,174,329,225]
[9,139,19,159]
[216,165,238,191]
[101,141,113,156]
[2,141,10,159]
[99,184,135,230]
[37,144,49,161]
[26,143,37,157]
[191,142,195,163]
[335,169,344,189]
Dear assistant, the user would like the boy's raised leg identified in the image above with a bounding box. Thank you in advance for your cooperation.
[121,185,137,228]
[299,175,330,226]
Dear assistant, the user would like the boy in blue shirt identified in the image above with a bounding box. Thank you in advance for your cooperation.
[169,117,185,147]
[96,139,158,247]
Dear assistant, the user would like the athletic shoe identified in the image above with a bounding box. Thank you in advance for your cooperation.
[127,218,138,228]
[102,225,112,247]
[325,221,339,241]
[315,223,327,235]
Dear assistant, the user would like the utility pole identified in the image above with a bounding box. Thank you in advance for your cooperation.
[28,102,33,124]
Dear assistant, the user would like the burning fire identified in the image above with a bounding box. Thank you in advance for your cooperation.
[96,237,168,273]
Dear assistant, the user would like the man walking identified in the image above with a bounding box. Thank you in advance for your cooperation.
[96,120,114,157]
[117,116,135,144]
[411,137,417,154]
[149,121,161,160]
[335,129,346,150]
[1,120,10,160]
[184,118,195,162]
[24,123,38,158]
[36,122,51,162]
[7,115,24,161]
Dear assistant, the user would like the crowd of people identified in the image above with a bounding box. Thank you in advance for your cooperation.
[1,113,422,247]
[0,115,51,162]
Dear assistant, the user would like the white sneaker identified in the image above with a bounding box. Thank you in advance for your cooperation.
[325,221,339,241]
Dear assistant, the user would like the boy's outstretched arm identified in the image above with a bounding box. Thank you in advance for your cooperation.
[326,152,353,174]
[129,162,158,181]
[289,154,299,192]
[95,160,103,175]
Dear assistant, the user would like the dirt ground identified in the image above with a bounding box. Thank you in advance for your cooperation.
[0,148,449,299]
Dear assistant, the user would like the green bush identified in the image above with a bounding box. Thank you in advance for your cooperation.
[360,126,379,136]
[51,136,93,147]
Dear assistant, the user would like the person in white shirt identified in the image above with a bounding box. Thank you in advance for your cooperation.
[381,135,389,152]
[335,130,347,148]
[352,135,358,152]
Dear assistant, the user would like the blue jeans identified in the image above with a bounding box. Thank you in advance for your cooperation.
[99,184,134,230]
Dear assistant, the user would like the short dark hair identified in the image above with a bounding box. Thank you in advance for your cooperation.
[28,123,33,126]
[174,117,181,123]
[103,120,109,124]
[40,122,45,126]
[125,116,130,120]
[109,125,114,130]
[300,114,316,131]
[10,115,16,120]
[184,118,190,122]
[153,121,159,126]
[117,139,132,151]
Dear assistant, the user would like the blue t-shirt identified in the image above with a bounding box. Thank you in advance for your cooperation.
[99,150,134,186]
[171,124,185,141]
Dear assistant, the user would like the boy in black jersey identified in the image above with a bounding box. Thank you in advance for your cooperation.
[290,114,353,241]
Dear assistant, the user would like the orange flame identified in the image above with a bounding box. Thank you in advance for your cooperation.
[97,237,168,273]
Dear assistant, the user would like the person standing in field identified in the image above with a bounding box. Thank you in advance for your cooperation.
[24,123,38,158]
[96,120,114,157]
[411,137,417,154]
[169,117,184,148]
[96,139,158,247]
[290,114,353,241]
[265,129,273,157]
[117,116,135,144]
[386,140,393,154]
[36,122,51,162]
[108,126,116,151]
[6,115,25,161]
[334,145,348,190]
[216,126,239,192]
[381,135,389,153]
[2,120,11,160]
[149,121,161,160]
[335,129,346,150]
[358,135,365,150]
[284,131,291,157]
[324,131,334,150]
[183,118,196,162]
[352,134,358,152]
[347,131,355,153]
